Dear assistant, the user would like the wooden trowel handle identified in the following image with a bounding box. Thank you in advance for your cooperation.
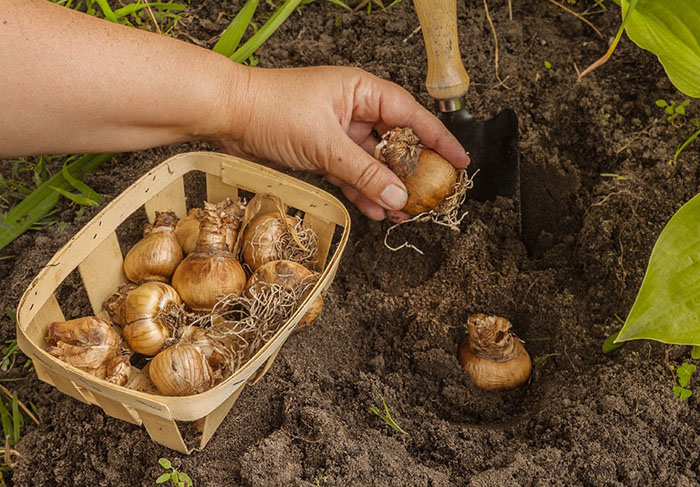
[413,0,470,102]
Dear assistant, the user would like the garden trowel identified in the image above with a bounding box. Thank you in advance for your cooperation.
[413,0,520,213]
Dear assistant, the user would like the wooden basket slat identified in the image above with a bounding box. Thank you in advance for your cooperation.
[16,152,351,453]
[205,173,237,204]
[139,408,188,453]
[197,385,244,449]
[91,391,142,425]
[221,161,346,226]
[78,231,127,316]
[144,177,187,223]
[302,213,335,270]
[45,370,90,404]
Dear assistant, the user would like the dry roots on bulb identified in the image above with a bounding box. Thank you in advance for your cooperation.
[172,204,246,311]
[175,198,246,254]
[103,282,138,327]
[123,211,183,283]
[376,127,457,216]
[458,314,531,391]
[117,282,183,355]
[241,213,318,272]
[149,326,232,396]
[246,260,322,332]
[46,317,131,386]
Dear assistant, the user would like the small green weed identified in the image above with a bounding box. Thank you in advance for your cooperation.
[600,173,627,181]
[368,396,408,435]
[353,0,403,13]
[600,107,611,120]
[674,119,700,164]
[53,0,188,35]
[314,476,328,486]
[655,98,689,124]
[0,340,32,373]
[672,362,696,401]
[544,60,553,69]
[156,458,193,487]
[533,352,559,367]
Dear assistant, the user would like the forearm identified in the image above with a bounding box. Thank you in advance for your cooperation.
[0,0,243,157]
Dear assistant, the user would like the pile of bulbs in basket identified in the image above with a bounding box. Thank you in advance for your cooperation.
[44,193,323,396]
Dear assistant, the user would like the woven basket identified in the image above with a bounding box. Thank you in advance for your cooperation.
[15,152,350,453]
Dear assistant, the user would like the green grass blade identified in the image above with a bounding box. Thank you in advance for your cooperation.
[61,162,102,202]
[675,126,700,163]
[10,394,20,445]
[327,0,352,11]
[230,0,303,63]
[213,0,259,57]
[112,2,186,18]
[0,153,114,252]
[0,399,11,442]
[50,187,99,206]
[93,0,118,22]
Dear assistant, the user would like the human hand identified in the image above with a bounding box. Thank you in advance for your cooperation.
[215,66,470,221]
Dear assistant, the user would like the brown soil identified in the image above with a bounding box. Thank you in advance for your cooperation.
[2,1,700,486]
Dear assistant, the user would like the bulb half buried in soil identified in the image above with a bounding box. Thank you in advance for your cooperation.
[458,314,531,390]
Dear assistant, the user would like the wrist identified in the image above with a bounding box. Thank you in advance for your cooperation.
[198,57,254,147]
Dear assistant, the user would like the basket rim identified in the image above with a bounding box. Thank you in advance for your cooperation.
[15,151,351,419]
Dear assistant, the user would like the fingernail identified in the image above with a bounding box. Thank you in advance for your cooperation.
[380,184,408,209]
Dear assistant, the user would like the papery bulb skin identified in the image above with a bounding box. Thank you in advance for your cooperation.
[105,354,131,386]
[172,206,246,311]
[458,314,531,391]
[149,343,214,396]
[175,208,203,255]
[376,127,457,216]
[103,283,138,327]
[46,317,124,381]
[175,198,245,254]
[123,211,183,283]
[242,213,301,271]
[122,282,181,355]
[246,260,323,331]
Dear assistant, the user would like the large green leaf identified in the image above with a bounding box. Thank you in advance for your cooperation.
[622,0,700,97]
[618,194,700,344]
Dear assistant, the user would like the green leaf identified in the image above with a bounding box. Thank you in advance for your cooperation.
[618,193,700,345]
[692,345,700,359]
[93,0,118,22]
[156,473,171,483]
[61,162,102,203]
[213,0,258,57]
[0,152,113,252]
[603,331,625,353]
[50,187,99,207]
[158,458,172,469]
[230,0,303,63]
[655,99,668,107]
[673,385,692,400]
[621,0,700,97]
[179,472,192,486]
[327,0,352,10]
[674,126,700,162]
[677,362,696,387]
[544,60,552,69]
[171,472,179,482]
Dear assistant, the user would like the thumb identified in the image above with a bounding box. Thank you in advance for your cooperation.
[327,134,408,211]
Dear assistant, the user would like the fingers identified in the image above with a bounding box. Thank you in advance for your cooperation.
[365,77,471,169]
[326,175,387,221]
[326,130,408,212]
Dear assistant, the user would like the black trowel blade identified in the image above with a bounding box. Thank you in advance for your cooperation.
[439,108,520,204]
